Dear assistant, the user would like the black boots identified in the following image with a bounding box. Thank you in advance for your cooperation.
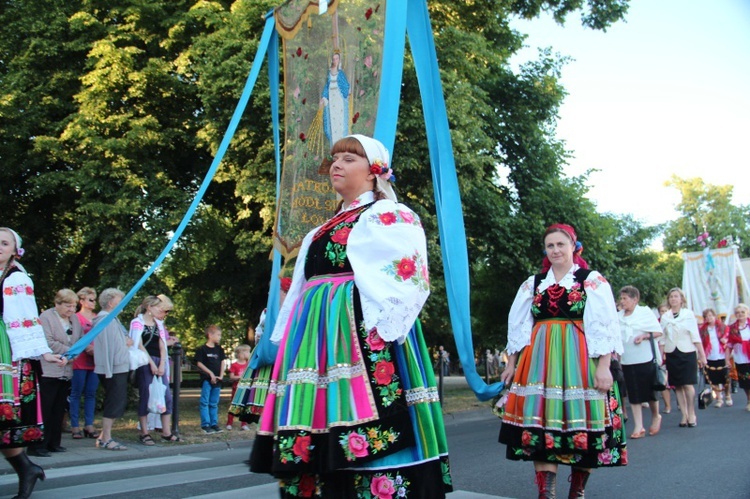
[535,470,557,498]
[5,451,46,499]
[568,468,590,498]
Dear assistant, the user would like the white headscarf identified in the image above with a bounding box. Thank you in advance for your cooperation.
[346,134,397,202]
[0,227,26,273]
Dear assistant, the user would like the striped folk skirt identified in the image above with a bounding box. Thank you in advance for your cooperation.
[499,319,627,468]
[249,273,452,498]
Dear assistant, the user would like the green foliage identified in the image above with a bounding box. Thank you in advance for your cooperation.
[662,176,750,258]
[1,0,642,361]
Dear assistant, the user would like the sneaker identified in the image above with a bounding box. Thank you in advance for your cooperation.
[211,425,223,433]
[241,425,250,431]
[226,425,233,431]
[201,426,215,434]
[725,397,734,407]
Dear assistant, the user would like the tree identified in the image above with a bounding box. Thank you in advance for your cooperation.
[663,176,750,258]
[1,0,635,356]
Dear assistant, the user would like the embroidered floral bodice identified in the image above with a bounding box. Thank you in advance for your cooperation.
[507,265,623,358]
[272,191,430,344]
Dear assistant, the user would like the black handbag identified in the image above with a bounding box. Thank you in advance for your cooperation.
[649,333,667,391]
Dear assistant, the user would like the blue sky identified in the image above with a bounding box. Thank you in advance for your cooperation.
[512,0,750,227]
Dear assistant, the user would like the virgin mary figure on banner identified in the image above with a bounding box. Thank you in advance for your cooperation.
[320,51,350,147]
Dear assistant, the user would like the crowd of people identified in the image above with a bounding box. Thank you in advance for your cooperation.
[4,131,750,499]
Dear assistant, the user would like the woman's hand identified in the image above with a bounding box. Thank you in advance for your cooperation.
[150,363,159,375]
[42,353,67,366]
[697,356,707,369]
[594,362,613,393]
[126,337,134,348]
[157,364,165,376]
[633,334,643,345]
[500,364,515,386]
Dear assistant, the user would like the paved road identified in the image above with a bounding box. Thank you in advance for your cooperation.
[1,378,748,498]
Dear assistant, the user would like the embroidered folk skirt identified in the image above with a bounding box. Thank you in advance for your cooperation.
[228,361,272,424]
[735,362,750,390]
[704,359,729,387]
[249,274,452,498]
[0,322,45,449]
[499,319,627,468]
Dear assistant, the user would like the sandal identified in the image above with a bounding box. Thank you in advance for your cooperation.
[71,429,83,440]
[161,433,182,442]
[139,434,156,446]
[97,439,128,451]
[83,428,100,439]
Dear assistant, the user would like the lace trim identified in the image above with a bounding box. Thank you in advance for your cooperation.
[510,384,606,401]
[506,322,532,355]
[585,318,623,356]
[366,296,423,342]
[405,386,440,405]
[270,363,367,398]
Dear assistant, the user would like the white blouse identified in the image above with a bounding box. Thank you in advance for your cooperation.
[618,305,663,365]
[271,191,429,344]
[506,265,623,358]
[2,269,51,360]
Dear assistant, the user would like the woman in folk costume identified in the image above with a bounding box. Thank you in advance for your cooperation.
[499,224,626,499]
[250,135,451,498]
[660,287,706,427]
[0,228,67,498]
[228,275,292,425]
[726,303,750,411]
[698,308,731,407]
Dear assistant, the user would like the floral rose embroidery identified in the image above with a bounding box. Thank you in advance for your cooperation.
[521,430,532,447]
[378,212,397,225]
[22,320,33,328]
[545,433,555,449]
[609,396,619,411]
[568,290,583,303]
[292,434,312,463]
[20,380,34,396]
[573,433,588,450]
[611,414,622,430]
[347,432,370,458]
[370,475,396,499]
[22,427,42,442]
[598,449,613,465]
[373,361,395,385]
[9,321,21,328]
[0,404,14,421]
[366,329,386,351]
[3,287,11,296]
[396,258,416,280]
[399,210,414,224]
[298,474,315,497]
[331,226,352,245]
[25,286,33,295]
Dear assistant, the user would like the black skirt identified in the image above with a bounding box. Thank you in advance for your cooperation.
[623,361,657,404]
[705,359,729,386]
[665,349,697,386]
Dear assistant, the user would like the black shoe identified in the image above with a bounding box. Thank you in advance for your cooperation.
[210,425,223,434]
[201,426,215,434]
[48,446,67,453]
[27,448,50,458]
[5,452,46,499]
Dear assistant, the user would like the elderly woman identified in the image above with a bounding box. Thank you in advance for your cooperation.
[618,286,663,439]
[1,228,67,498]
[726,304,750,411]
[660,287,707,427]
[699,309,731,408]
[249,135,450,498]
[93,288,131,450]
[34,289,83,456]
[70,287,100,439]
[130,295,179,444]
[499,224,626,498]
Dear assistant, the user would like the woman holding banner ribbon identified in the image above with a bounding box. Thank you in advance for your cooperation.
[250,135,451,498]
[1,228,67,498]
[499,224,626,499]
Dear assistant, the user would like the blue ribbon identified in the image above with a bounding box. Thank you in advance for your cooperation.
[404,0,503,400]
[65,13,278,358]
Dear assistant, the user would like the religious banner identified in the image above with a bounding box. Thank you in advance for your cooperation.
[682,246,750,319]
[273,0,386,256]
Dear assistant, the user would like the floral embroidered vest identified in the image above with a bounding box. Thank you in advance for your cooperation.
[532,268,592,321]
[304,202,374,279]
